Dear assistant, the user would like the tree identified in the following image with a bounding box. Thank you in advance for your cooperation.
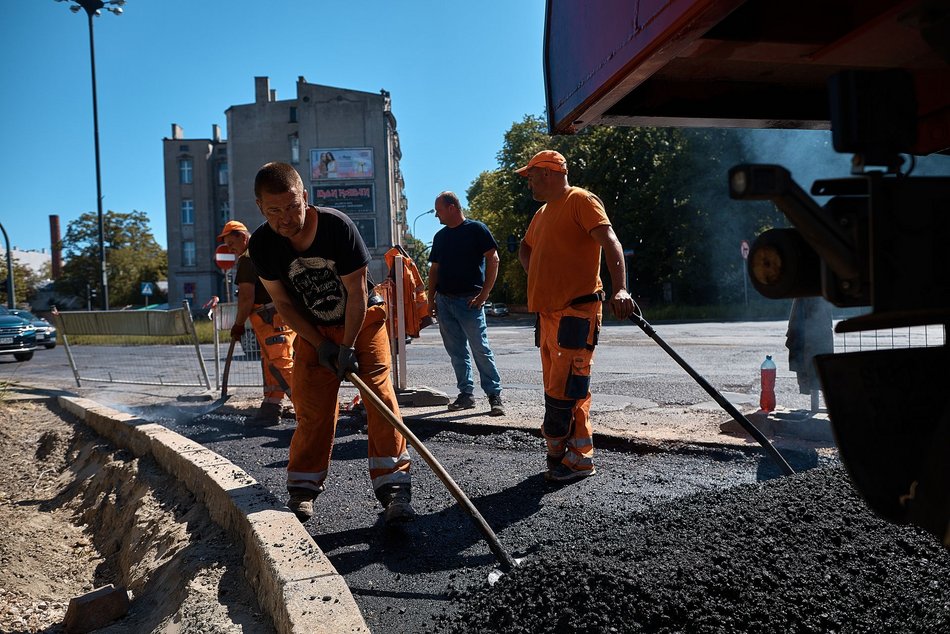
[55,210,167,308]
[0,258,47,307]
[467,116,787,308]
[401,232,431,287]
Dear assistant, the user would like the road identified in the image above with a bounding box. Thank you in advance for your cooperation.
[6,317,831,416]
[1,319,878,632]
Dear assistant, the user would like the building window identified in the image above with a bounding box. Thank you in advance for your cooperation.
[289,106,297,123]
[179,158,193,184]
[182,240,196,266]
[217,162,228,185]
[290,134,300,164]
[180,199,194,225]
[219,200,230,224]
[179,144,189,152]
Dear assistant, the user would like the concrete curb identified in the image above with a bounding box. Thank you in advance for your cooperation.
[56,395,369,634]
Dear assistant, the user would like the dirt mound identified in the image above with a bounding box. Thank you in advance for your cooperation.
[442,466,950,633]
[0,400,273,633]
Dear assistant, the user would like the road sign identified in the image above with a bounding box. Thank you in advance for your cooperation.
[140,282,154,296]
[740,240,750,260]
[215,244,236,271]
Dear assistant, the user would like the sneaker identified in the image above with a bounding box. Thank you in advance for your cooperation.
[488,394,506,417]
[287,491,316,522]
[447,393,476,411]
[247,402,281,427]
[544,463,596,483]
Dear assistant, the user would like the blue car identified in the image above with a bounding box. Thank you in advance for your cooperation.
[0,309,36,361]
[9,309,56,349]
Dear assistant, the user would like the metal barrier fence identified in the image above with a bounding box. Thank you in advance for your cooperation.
[210,302,264,391]
[834,323,945,352]
[55,301,211,388]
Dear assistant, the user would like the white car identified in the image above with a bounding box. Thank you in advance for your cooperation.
[485,302,509,317]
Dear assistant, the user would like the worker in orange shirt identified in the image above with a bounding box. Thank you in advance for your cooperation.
[516,150,635,482]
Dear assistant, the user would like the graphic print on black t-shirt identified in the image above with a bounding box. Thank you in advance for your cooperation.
[287,255,346,323]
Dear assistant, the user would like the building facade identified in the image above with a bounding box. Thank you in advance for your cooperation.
[163,76,409,307]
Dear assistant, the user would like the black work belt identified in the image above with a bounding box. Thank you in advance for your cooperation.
[569,291,606,306]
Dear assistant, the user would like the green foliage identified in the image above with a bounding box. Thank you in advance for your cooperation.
[401,232,431,287]
[466,116,787,307]
[55,210,168,308]
[0,258,48,307]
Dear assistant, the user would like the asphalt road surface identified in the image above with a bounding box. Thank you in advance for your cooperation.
[5,319,947,632]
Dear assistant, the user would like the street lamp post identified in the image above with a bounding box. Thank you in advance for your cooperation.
[0,223,15,309]
[57,0,126,310]
[412,208,434,238]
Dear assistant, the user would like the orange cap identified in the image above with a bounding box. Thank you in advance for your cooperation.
[514,150,567,175]
[217,220,249,241]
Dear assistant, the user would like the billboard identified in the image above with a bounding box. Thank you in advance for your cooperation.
[310,147,374,180]
[351,218,377,248]
[312,184,375,214]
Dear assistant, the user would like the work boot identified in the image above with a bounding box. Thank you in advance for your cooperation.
[247,402,281,427]
[488,394,505,417]
[447,393,476,412]
[377,483,417,525]
[546,453,565,471]
[545,463,596,483]
[287,488,320,523]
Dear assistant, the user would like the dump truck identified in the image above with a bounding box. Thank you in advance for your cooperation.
[543,0,949,544]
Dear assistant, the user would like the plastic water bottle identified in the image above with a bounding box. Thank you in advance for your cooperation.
[760,355,776,413]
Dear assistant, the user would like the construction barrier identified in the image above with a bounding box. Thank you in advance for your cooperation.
[54,301,211,389]
[210,301,265,391]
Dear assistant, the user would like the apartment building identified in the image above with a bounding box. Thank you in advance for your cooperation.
[163,76,408,306]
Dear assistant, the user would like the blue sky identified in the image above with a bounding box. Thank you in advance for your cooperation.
[5,2,948,260]
[0,1,547,253]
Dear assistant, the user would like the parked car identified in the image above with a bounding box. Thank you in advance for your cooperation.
[485,302,509,317]
[0,311,36,361]
[9,309,56,349]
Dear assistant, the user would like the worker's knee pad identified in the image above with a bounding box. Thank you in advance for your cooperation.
[543,394,576,439]
[565,369,590,400]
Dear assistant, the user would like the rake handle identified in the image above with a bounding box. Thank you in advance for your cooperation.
[346,371,517,572]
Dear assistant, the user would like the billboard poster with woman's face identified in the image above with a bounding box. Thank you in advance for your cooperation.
[311,147,375,180]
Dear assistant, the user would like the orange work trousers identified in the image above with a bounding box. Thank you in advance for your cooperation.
[537,300,602,472]
[287,305,411,495]
[249,305,295,404]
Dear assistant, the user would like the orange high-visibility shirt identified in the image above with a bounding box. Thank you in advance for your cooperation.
[523,186,611,313]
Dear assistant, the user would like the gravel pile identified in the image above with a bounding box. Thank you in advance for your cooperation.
[441,466,949,633]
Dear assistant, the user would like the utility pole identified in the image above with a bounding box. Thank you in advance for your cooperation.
[57,0,128,309]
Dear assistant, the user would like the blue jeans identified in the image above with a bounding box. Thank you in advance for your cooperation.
[436,293,502,397]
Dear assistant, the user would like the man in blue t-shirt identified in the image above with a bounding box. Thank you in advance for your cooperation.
[427,191,505,416]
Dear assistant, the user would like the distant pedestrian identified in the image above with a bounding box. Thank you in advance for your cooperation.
[219,220,295,427]
[427,191,505,416]
[248,162,415,525]
[516,150,635,482]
